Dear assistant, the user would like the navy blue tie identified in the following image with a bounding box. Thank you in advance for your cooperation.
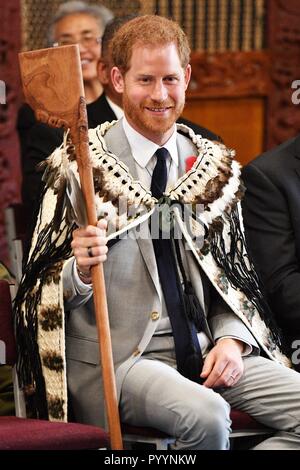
[151,148,203,383]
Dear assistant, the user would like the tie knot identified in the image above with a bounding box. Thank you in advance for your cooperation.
[151,148,169,199]
[155,147,169,161]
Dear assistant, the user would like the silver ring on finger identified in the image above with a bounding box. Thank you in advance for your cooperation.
[87,246,93,258]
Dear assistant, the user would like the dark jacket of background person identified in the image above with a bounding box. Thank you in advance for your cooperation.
[242,134,300,371]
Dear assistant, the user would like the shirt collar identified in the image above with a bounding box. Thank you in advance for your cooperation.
[122,116,178,169]
[105,96,124,120]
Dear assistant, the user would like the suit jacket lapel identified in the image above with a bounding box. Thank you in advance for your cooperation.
[104,119,138,179]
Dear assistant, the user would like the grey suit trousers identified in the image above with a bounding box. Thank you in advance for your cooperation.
[119,355,300,450]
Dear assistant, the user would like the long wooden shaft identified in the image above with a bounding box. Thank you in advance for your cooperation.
[75,103,123,450]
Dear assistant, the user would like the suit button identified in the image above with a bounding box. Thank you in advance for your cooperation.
[133,348,140,357]
[151,311,160,321]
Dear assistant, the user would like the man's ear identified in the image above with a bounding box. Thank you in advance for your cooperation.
[184,64,192,90]
[111,67,124,93]
[97,60,109,85]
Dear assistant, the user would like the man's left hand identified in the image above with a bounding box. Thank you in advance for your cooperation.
[200,338,244,388]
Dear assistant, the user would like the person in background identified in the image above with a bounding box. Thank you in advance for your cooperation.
[242,135,300,372]
[16,15,300,450]
[17,0,113,216]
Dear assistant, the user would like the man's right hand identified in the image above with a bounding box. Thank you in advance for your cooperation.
[71,219,108,282]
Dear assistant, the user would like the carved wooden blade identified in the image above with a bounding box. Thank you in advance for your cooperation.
[19,45,84,130]
[18,45,123,450]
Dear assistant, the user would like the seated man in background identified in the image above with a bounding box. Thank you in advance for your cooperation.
[15,15,300,450]
[17,0,114,216]
[242,134,300,372]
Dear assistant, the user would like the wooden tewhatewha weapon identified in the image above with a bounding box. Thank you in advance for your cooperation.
[19,44,123,450]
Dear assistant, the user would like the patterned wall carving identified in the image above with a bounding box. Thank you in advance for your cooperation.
[0,0,21,266]
[22,0,266,52]
[188,50,270,99]
[141,0,266,52]
[267,0,300,147]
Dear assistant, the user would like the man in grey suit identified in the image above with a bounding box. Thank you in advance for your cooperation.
[19,15,300,450]
[64,15,300,450]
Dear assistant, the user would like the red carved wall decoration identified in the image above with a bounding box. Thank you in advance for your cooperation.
[0,0,22,266]
[188,51,270,99]
[267,0,300,147]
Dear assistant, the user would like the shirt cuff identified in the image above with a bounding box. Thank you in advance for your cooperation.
[217,336,253,356]
[72,259,93,294]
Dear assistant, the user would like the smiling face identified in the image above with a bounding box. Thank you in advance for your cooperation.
[112,42,191,145]
[54,13,102,83]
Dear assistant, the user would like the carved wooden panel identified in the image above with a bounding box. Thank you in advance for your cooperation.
[188,50,270,98]
[140,0,266,52]
[0,0,22,266]
[267,0,300,147]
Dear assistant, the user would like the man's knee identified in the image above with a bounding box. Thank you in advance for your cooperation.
[176,391,231,449]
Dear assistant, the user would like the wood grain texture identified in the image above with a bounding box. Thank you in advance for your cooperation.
[19,45,84,133]
[183,97,265,166]
[185,51,269,165]
[188,50,270,98]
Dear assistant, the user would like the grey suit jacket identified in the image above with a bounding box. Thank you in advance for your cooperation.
[63,120,257,427]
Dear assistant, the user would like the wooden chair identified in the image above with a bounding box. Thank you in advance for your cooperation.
[0,279,109,450]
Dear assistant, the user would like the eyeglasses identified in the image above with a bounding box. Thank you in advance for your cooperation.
[53,35,101,48]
